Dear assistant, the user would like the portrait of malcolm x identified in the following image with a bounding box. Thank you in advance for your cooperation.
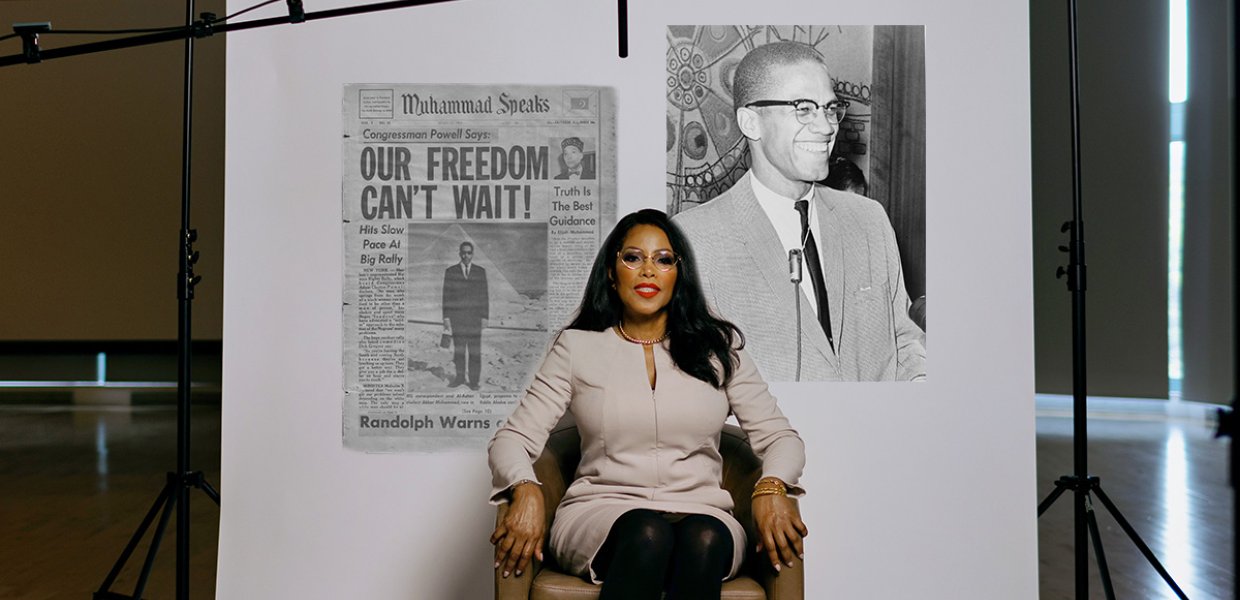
[669,27,927,383]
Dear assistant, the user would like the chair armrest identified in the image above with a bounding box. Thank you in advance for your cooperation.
[759,554,804,600]
[494,502,541,600]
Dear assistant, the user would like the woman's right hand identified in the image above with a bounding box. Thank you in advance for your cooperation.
[490,482,545,578]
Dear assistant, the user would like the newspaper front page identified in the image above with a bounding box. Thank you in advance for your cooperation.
[342,84,617,451]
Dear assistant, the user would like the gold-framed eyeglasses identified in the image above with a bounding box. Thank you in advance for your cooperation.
[746,98,850,124]
[617,248,680,272]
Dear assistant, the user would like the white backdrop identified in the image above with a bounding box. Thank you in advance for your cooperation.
[221,1,1037,598]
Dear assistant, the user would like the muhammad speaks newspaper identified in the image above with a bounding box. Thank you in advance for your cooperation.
[342,84,617,452]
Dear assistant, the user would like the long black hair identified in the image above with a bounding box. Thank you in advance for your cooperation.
[566,209,744,388]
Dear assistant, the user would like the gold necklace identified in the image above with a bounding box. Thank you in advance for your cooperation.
[616,323,669,345]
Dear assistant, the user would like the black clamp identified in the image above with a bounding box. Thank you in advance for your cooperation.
[1217,404,1234,440]
[287,0,307,23]
[193,13,218,38]
[179,229,202,300]
[1051,475,1101,496]
[1219,401,1236,489]
[183,471,207,488]
[13,22,51,64]
[1055,220,1086,292]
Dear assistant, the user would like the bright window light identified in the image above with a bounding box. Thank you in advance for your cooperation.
[96,352,107,385]
[1167,0,1188,395]
[1169,0,1188,103]
[1168,141,1185,385]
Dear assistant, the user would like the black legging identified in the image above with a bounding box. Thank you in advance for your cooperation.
[590,509,734,600]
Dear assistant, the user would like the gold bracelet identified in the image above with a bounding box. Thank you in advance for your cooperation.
[752,488,785,499]
[752,477,787,496]
[511,479,538,491]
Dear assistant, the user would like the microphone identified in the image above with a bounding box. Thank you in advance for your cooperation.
[789,248,803,381]
[788,249,803,283]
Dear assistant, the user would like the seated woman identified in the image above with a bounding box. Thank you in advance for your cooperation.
[488,209,807,600]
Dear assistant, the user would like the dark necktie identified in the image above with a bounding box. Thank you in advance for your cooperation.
[795,199,833,349]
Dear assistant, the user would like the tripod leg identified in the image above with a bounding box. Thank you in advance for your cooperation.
[1091,484,1191,600]
[196,474,220,505]
[96,480,174,594]
[132,488,178,600]
[1038,483,1070,516]
[1076,486,1089,599]
[1084,494,1116,600]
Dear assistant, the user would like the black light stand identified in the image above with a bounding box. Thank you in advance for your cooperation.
[95,2,216,598]
[1034,0,1192,599]
[2,2,464,598]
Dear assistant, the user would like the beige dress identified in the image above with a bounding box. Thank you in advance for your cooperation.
[488,328,805,583]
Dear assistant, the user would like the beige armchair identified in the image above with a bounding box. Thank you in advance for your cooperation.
[494,423,804,600]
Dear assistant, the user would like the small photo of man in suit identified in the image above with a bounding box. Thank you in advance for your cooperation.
[443,241,489,390]
[672,40,926,382]
[553,137,596,180]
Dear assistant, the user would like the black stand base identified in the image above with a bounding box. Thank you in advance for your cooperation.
[94,472,220,600]
[1038,475,1190,600]
[1215,404,1236,599]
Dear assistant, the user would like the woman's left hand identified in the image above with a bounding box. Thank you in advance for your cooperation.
[752,494,808,572]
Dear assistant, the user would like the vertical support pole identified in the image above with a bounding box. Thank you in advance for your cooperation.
[1064,0,1090,596]
[176,0,196,598]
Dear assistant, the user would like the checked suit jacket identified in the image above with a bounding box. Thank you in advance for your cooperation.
[673,174,926,382]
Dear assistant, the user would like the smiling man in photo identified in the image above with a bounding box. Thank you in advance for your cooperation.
[673,41,925,382]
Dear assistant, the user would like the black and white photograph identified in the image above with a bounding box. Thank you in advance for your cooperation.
[553,136,598,180]
[405,222,549,393]
[666,25,927,382]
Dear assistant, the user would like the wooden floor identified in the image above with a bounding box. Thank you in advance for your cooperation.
[0,405,221,599]
[0,403,1232,599]
[1037,410,1233,599]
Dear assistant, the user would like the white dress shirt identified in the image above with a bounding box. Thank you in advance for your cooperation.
[749,174,823,309]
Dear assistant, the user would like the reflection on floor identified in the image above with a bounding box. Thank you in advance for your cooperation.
[0,403,1232,598]
[1037,410,1233,599]
[0,405,220,599]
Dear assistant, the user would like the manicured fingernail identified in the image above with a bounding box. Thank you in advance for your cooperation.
[515,570,523,577]
[774,564,781,572]
[503,571,510,578]
[786,561,794,568]
[799,553,805,560]
[494,562,500,569]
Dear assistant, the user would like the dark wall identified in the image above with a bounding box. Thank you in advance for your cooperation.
[1030,0,1171,397]
[0,1,225,342]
